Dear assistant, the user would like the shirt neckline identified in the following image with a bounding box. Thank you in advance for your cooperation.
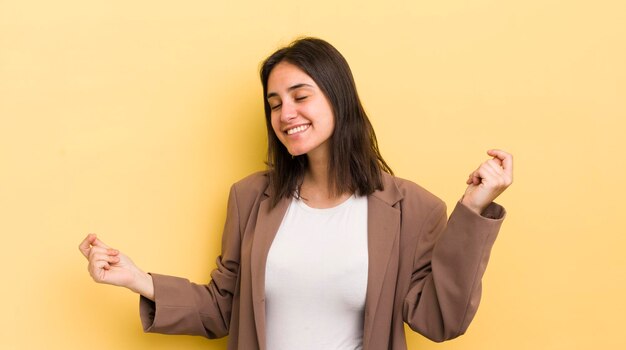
[293,194,357,214]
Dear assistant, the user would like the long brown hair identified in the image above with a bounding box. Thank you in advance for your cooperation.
[260,37,393,207]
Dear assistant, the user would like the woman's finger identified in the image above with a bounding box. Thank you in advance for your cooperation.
[78,233,97,258]
[486,149,514,185]
[468,170,481,185]
[90,252,120,265]
[79,234,114,260]
[91,237,111,250]
[89,260,111,281]
[88,246,118,260]
[91,259,110,270]
[489,156,503,167]
[485,159,505,177]
[476,163,500,187]
[488,149,513,175]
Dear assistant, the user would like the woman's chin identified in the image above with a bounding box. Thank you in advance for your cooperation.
[289,150,307,157]
[286,145,309,157]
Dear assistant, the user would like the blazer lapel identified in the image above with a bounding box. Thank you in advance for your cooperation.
[250,188,290,350]
[363,174,403,348]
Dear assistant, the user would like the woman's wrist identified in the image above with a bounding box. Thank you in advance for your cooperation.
[460,195,486,215]
[128,271,155,301]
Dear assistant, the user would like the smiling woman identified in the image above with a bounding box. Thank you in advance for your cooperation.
[79,37,513,350]
[260,39,396,209]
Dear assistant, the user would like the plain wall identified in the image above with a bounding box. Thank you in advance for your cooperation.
[1,0,625,349]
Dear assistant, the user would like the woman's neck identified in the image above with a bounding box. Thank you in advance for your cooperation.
[301,150,351,209]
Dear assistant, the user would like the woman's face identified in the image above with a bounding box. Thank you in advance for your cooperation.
[266,61,335,159]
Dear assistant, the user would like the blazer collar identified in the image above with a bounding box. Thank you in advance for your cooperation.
[371,171,403,206]
[252,172,404,350]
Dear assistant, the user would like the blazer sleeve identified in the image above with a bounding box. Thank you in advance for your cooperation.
[138,184,243,338]
[403,200,505,342]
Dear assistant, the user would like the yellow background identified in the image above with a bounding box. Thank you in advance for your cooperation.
[1,0,625,349]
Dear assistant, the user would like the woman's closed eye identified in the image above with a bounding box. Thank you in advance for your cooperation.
[270,96,307,110]
[295,95,308,101]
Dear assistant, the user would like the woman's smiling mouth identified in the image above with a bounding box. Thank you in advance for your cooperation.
[286,124,311,135]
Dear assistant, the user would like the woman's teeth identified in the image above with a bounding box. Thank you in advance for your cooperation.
[287,124,310,135]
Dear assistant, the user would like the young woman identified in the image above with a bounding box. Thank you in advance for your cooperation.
[79,37,513,350]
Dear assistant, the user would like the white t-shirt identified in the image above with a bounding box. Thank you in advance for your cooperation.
[265,194,369,350]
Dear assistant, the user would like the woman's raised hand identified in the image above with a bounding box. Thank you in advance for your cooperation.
[461,149,513,215]
[78,234,154,300]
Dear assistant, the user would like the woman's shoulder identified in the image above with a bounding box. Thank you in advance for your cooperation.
[379,172,446,211]
[221,171,271,215]
[231,170,269,190]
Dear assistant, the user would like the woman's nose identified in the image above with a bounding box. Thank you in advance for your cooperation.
[280,102,297,122]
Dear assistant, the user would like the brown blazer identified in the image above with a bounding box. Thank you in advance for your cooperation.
[139,171,505,349]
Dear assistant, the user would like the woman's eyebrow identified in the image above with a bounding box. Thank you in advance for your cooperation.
[267,83,314,99]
